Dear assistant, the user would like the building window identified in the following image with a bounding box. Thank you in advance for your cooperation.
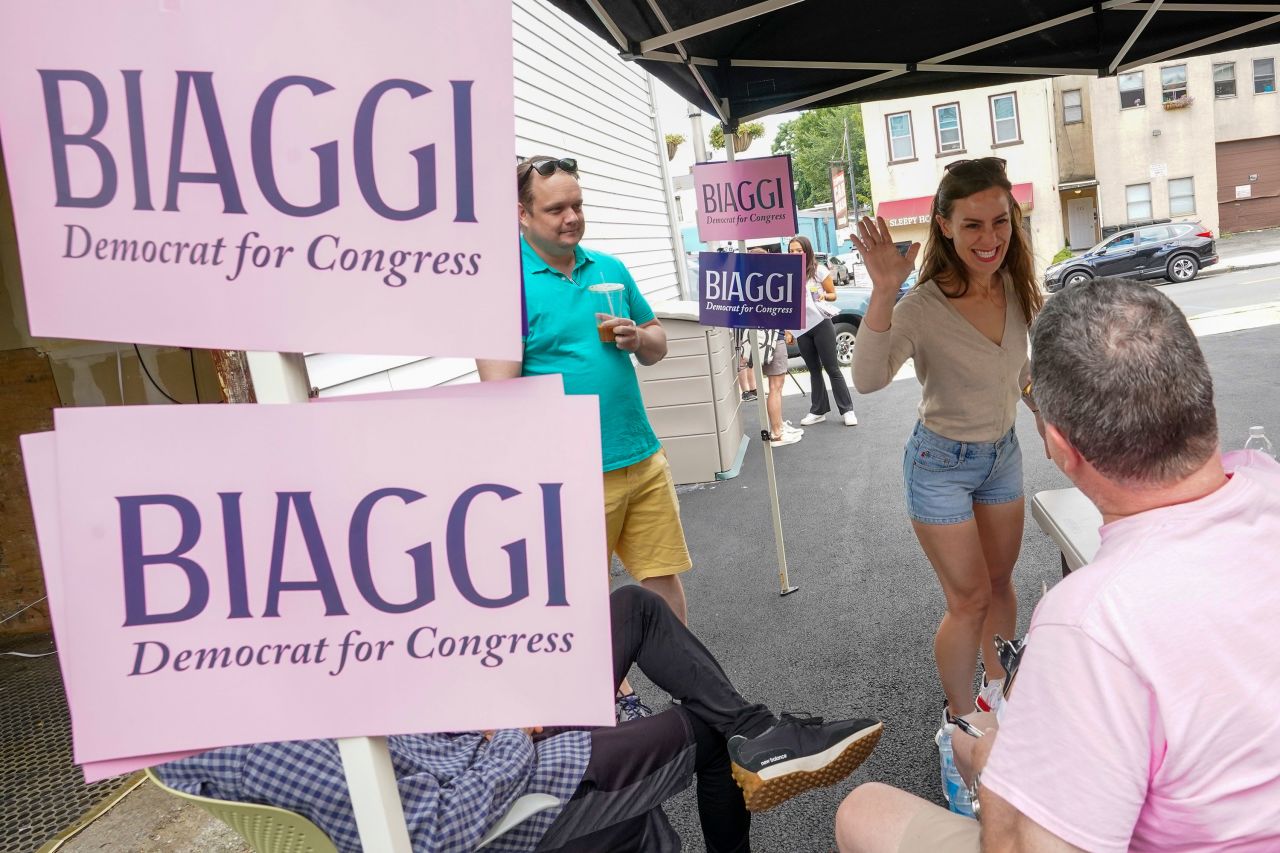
[1062,89,1083,124]
[1214,62,1237,98]
[1126,183,1152,221]
[1255,58,1276,94]
[933,103,963,153]
[887,111,915,161]
[1161,65,1187,102]
[1169,178,1195,216]
[989,93,1020,144]
[1119,71,1145,108]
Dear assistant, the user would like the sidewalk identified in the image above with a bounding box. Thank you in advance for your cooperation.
[1203,226,1280,275]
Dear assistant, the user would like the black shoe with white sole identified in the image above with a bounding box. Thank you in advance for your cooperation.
[727,713,883,812]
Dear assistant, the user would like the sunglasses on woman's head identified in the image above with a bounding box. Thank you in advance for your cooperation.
[519,157,578,187]
[943,156,1007,176]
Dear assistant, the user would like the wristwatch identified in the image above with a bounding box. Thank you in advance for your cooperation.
[968,770,982,821]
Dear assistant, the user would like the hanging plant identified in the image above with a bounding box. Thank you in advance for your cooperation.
[665,132,685,161]
[709,122,766,153]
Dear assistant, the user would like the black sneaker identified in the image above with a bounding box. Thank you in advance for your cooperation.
[727,713,883,812]
[615,691,654,723]
[741,390,758,402]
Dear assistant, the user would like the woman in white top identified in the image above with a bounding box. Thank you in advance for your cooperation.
[788,235,857,427]
[850,158,1044,719]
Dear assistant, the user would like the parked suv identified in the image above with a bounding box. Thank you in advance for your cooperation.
[1044,222,1218,292]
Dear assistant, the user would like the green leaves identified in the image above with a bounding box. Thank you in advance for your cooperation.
[771,105,870,212]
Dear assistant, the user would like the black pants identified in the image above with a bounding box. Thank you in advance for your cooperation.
[537,586,774,853]
[797,319,854,416]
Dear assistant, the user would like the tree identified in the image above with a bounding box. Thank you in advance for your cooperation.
[771,105,871,213]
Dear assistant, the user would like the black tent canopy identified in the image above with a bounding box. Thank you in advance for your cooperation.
[549,0,1280,125]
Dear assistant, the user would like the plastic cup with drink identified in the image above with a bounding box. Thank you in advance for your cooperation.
[589,283,626,343]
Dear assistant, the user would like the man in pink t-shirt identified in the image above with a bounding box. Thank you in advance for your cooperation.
[835,276,1280,852]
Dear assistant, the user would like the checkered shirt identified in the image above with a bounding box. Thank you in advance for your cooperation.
[156,730,591,853]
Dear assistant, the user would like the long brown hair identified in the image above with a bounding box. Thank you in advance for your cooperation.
[917,161,1042,324]
[788,234,817,281]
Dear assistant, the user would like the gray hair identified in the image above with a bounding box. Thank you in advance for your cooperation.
[1030,277,1218,485]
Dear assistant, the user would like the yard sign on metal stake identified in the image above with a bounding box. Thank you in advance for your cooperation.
[723,141,797,596]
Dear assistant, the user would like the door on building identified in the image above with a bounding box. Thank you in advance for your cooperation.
[1066,196,1096,249]
[1216,136,1280,234]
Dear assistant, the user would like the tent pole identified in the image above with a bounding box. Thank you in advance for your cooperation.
[725,136,797,596]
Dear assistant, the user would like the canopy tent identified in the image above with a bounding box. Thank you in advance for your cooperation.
[548,0,1280,126]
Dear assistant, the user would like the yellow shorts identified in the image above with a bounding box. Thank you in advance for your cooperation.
[898,804,979,853]
[603,450,693,582]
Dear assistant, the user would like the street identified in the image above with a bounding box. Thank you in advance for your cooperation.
[1166,264,1280,315]
[632,301,1280,852]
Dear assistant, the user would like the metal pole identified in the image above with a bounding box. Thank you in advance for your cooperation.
[844,117,859,224]
[725,128,796,596]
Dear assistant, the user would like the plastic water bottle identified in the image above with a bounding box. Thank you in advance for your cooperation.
[1244,426,1275,458]
[935,724,975,817]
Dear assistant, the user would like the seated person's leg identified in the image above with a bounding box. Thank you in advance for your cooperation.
[836,783,979,853]
[610,585,883,812]
[537,708,749,853]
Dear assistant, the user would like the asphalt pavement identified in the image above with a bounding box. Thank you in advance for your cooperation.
[626,319,1280,852]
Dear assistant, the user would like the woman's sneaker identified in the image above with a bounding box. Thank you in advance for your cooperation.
[727,713,883,812]
[975,676,1005,715]
[770,431,802,447]
[781,421,804,436]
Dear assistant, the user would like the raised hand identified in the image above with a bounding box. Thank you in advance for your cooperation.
[850,216,920,294]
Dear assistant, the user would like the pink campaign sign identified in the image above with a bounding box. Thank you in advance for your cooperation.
[23,432,207,782]
[692,154,798,242]
[0,0,521,359]
[46,393,613,765]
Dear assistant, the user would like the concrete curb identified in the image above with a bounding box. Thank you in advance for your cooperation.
[1203,257,1280,276]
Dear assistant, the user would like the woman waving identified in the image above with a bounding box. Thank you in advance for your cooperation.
[851,158,1043,721]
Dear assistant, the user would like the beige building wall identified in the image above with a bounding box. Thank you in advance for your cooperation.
[1213,44,1280,143]
[863,79,1065,274]
[1052,76,1096,183]
[1088,55,1219,234]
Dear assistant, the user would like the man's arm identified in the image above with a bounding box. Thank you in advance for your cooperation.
[612,318,667,366]
[476,359,523,381]
[979,785,1087,853]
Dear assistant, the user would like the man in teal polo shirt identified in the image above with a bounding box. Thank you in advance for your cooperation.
[478,156,693,719]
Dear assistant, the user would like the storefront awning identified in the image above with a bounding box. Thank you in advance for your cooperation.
[877,183,1033,227]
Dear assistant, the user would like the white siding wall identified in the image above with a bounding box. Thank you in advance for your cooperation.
[309,0,680,397]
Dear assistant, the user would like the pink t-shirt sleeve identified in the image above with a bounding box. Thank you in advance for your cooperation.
[981,623,1156,853]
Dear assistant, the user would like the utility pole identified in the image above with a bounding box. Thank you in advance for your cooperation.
[688,102,709,164]
[843,116,859,225]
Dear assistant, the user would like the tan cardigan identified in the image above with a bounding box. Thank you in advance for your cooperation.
[853,278,1031,443]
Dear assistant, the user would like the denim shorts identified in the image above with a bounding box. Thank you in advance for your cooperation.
[902,421,1023,525]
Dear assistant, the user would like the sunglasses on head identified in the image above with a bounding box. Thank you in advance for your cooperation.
[519,157,578,188]
[943,156,1007,176]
